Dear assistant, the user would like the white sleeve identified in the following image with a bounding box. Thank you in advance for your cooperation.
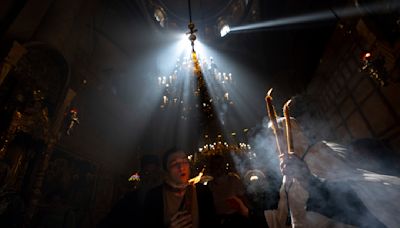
[287,178,356,228]
[264,183,290,228]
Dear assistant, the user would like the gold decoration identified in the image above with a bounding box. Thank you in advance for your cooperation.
[0,90,50,158]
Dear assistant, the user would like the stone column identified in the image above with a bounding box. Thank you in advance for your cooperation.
[25,88,76,223]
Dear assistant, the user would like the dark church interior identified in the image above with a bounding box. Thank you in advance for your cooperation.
[1,0,400,227]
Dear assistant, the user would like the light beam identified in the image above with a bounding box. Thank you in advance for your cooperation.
[230,3,400,33]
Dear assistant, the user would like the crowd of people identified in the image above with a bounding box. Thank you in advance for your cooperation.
[99,118,400,228]
[99,147,275,228]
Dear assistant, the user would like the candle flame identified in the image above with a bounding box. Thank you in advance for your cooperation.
[188,168,205,185]
[283,99,292,109]
[267,88,273,97]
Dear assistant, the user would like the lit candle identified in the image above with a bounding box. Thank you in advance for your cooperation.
[265,88,284,155]
[224,92,229,100]
[283,100,294,155]
[188,168,205,185]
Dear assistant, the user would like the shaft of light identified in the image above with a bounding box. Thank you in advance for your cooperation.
[230,3,400,32]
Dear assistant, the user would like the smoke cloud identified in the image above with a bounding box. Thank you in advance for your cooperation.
[229,94,400,227]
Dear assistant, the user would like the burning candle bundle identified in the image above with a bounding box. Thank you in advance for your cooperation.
[264,89,294,156]
[188,168,205,185]
[265,89,296,224]
[265,89,285,155]
[283,100,294,155]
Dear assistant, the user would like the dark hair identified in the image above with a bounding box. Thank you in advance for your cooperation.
[140,154,160,171]
[162,148,185,171]
[209,154,224,166]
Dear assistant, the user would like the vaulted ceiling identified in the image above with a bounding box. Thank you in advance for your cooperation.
[49,0,348,173]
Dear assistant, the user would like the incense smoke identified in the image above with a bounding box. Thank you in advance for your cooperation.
[229,93,400,226]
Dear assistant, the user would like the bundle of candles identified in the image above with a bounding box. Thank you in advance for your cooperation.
[265,88,294,223]
[264,88,294,156]
[188,168,205,185]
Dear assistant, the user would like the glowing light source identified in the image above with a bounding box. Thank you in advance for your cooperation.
[250,175,259,181]
[360,51,388,86]
[154,7,166,27]
[128,172,140,182]
[198,139,251,155]
[244,170,265,183]
[188,168,204,185]
[220,25,231,37]
[230,3,400,33]
[224,92,229,100]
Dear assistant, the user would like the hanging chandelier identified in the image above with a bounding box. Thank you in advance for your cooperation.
[154,0,252,162]
[198,131,251,156]
[157,56,234,119]
[186,0,197,53]
[360,52,389,87]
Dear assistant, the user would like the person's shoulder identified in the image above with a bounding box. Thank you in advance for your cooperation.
[146,183,163,195]
[194,183,212,196]
[143,184,164,203]
[227,172,243,186]
[194,184,215,207]
[227,172,241,180]
[116,189,139,203]
[195,183,209,191]
[143,184,164,210]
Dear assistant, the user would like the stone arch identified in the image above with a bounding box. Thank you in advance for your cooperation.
[0,41,70,193]
[13,41,70,120]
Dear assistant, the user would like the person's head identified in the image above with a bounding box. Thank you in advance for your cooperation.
[139,154,162,187]
[209,155,225,177]
[140,154,160,174]
[162,148,190,185]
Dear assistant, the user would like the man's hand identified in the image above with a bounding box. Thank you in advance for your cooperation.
[279,153,311,188]
[226,196,249,217]
[169,211,192,228]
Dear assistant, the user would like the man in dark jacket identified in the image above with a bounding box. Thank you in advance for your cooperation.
[143,148,216,228]
[98,154,162,228]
